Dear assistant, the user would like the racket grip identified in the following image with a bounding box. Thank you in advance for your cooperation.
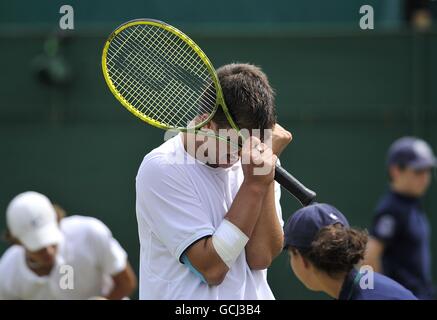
[274,164,316,207]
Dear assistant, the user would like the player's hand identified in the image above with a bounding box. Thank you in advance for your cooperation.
[269,124,292,156]
[241,136,277,187]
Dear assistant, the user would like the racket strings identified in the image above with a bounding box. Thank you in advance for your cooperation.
[108,36,170,113]
[107,27,191,123]
[140,27,219,123]
[147,27,216,92]
[121,27,207,113]
[106,23,218,128]
[141,25,219,121]
[134,26,217,124]
[108,27,214,127]
[108,27,201,123]
[129,26,218,124]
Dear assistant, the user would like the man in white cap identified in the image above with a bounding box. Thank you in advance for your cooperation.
[0,191,137,299]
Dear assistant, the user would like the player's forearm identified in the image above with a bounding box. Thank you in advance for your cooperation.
[245,182,283,270]
[224,180,270,237]
[186,140,276,285]
[105,265,137,300]
[105,285,130,300]
[186,180,269,285]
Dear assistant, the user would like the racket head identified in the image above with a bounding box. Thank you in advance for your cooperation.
[102,19,226,131]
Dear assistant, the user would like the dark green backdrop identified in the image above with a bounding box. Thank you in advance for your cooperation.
[0,0,436,300]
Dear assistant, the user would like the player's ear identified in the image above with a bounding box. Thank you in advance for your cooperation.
[389,165,401,180]
[291,248,311,269]
[301,255,312,269]
[202,120,219,132]
[196,113,212,127]
[202,122,212,130]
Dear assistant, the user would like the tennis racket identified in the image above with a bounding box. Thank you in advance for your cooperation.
[101,18,316,206]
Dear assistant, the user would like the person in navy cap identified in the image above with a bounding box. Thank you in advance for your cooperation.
[363,137,436,299]
[284,203,417,300]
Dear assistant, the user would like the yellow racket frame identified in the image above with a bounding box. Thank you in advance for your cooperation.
[101,19,239,132]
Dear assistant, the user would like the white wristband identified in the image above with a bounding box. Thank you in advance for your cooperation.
[212,219,249,268]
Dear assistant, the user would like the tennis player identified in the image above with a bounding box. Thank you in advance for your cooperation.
[364,137,436,299]
[284,203,417,300]
[0,191,137,299]
[136,63,291,299]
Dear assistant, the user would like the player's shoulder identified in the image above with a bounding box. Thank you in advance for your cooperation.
[60,215,111,240]
[141,135,183,164]
[371,194,406,238]
[137,135,188,181]
[374,192,407,218]
[0,245,24,275]
[0,245,24,297]
[367,272,417,300]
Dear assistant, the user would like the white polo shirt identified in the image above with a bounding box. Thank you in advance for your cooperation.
[0,215,127,300]
[136,134,283,300]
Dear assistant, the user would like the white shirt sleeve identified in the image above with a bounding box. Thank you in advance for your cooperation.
[0,272,9,300]
[136,156,216,262]
[0,280,16,300]
[0,248,19,300]
[0,286,11,300]
[87,219,128,276]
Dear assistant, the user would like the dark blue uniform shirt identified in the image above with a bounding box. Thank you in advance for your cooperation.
[370,190,433,299]
[339,268,417,300]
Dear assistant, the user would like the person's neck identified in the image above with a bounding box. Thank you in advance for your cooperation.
[315,271,346,299]
[390,183,419,199]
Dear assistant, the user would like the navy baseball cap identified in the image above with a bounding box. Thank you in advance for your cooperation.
[387,137,436,170]
[284,203,350,250]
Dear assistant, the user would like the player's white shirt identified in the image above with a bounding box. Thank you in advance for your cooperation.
[136,134,283,300]
[0,215,127,300]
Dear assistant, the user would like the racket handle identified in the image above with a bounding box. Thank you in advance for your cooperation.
[274,164,316,207]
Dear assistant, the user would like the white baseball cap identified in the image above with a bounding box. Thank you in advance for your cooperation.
[6,191,63,252]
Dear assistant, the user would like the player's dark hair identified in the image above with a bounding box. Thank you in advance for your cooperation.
[291,224,368,277]
[212,63,276,136]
